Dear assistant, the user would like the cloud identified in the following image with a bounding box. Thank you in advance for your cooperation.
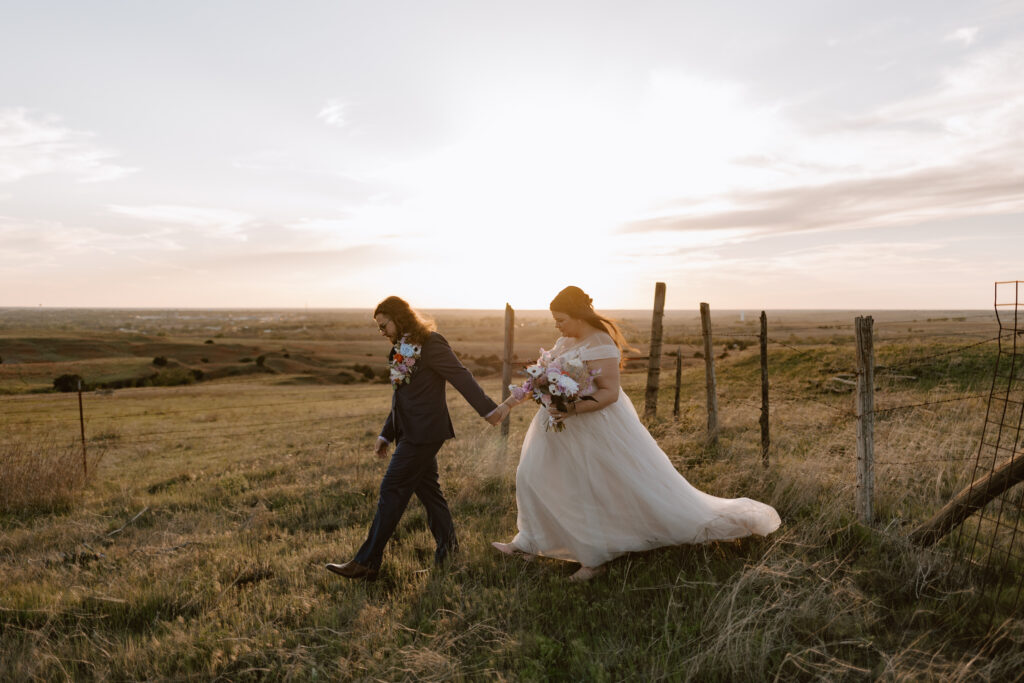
[945,27,979,46]
[624,162,1024,236]
[0,215,163,267]
[107,204,253,240]
[202,245,386,270]
[624,39,1024,239]
[317,99,348,127]
[0,108,137,183]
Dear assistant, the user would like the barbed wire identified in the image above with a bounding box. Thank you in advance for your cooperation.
[871,394,989,417]
[0,393,379,423]
[5,413,371,446]
[765,339,840,366]
[874,455,977,466]
[873,313,996,326]
[874,332,997,342]
[874,335,1002,375]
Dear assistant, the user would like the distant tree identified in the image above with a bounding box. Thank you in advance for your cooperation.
[256,355,266,367]
[352,363,376,380]
[204,339,215,344]
[152,356,168,366]
[53,374,84,392]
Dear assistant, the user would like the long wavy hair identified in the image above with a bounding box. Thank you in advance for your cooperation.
[549,286,634,360]
[373,296,436,345]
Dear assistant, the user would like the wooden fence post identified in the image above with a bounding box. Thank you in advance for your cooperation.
[700,302,719,445]
[673,346,682,418]
[77,379,87,478]
[501,303,515,437]
[644,282,667,419]
[855,315,875,525]
[759,311,769,468]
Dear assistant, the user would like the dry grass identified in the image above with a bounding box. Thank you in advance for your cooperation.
[0,436,106,515]
[1,309,1021,680]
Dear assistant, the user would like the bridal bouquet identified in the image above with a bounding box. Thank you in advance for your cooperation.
[509,349,600,432]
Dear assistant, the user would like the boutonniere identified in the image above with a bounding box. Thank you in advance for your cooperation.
[389,335,422,389]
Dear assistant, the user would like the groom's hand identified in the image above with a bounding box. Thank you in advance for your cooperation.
[374,437,390,459]
[485,403,510,426]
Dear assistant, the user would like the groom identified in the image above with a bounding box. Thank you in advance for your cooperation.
[326,296,510,580]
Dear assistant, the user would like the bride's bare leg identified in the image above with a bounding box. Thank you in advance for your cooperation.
[491,541,536,561]
[568,564,606,582]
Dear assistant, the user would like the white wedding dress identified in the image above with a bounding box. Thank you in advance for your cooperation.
[508,332,781,568]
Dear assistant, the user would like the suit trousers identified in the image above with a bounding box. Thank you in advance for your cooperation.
[354,439,457,570]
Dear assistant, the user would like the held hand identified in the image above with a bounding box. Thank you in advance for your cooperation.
[374,437,390,459]
[485,403,511,426]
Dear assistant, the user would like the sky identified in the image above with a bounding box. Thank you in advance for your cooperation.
[1,0,1023,311]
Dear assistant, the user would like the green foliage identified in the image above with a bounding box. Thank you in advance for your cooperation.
[150,368,196,387]
[52,373,85,392]
[352,363,376,380]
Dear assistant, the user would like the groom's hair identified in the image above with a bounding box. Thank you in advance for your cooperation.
[374,296,436,345]
[550,286,635,363]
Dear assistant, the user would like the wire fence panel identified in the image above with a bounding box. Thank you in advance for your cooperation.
[950,281,1024,623]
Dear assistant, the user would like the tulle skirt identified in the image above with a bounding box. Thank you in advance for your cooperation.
[510,389,781,567]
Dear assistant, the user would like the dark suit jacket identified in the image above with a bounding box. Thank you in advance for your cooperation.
[380,332,497,444]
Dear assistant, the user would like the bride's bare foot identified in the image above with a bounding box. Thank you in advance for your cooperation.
[491,541,536,561]
[568,565,606,582]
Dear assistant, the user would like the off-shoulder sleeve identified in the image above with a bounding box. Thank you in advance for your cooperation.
[580,333,620,362]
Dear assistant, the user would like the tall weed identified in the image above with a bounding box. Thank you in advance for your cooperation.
[0,436,100,514]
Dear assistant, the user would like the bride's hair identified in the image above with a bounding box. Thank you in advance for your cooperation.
[374,296,436,345]
[549,286,634,358]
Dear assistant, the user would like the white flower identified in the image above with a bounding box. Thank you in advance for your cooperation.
[526,364,544,378]
[557,375,579,395]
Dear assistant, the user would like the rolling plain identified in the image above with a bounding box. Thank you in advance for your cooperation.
[1,306,1021,680]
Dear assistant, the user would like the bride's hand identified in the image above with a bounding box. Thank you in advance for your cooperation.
[546,405,568,423]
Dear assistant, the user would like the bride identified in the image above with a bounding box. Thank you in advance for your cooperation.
[492,286,781,581]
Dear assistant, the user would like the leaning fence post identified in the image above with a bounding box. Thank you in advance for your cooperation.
[644,282,667,419]
[700,302,719,445]
[673,346,682,418]
[501,303,515,437]
[855,315,875,525]
[77,379,88,478]
[759,311,769,468]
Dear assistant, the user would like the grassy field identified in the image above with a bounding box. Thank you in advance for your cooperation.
[1,307,1022,680]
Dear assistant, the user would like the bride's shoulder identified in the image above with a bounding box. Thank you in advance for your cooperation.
[588,331,616,346]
